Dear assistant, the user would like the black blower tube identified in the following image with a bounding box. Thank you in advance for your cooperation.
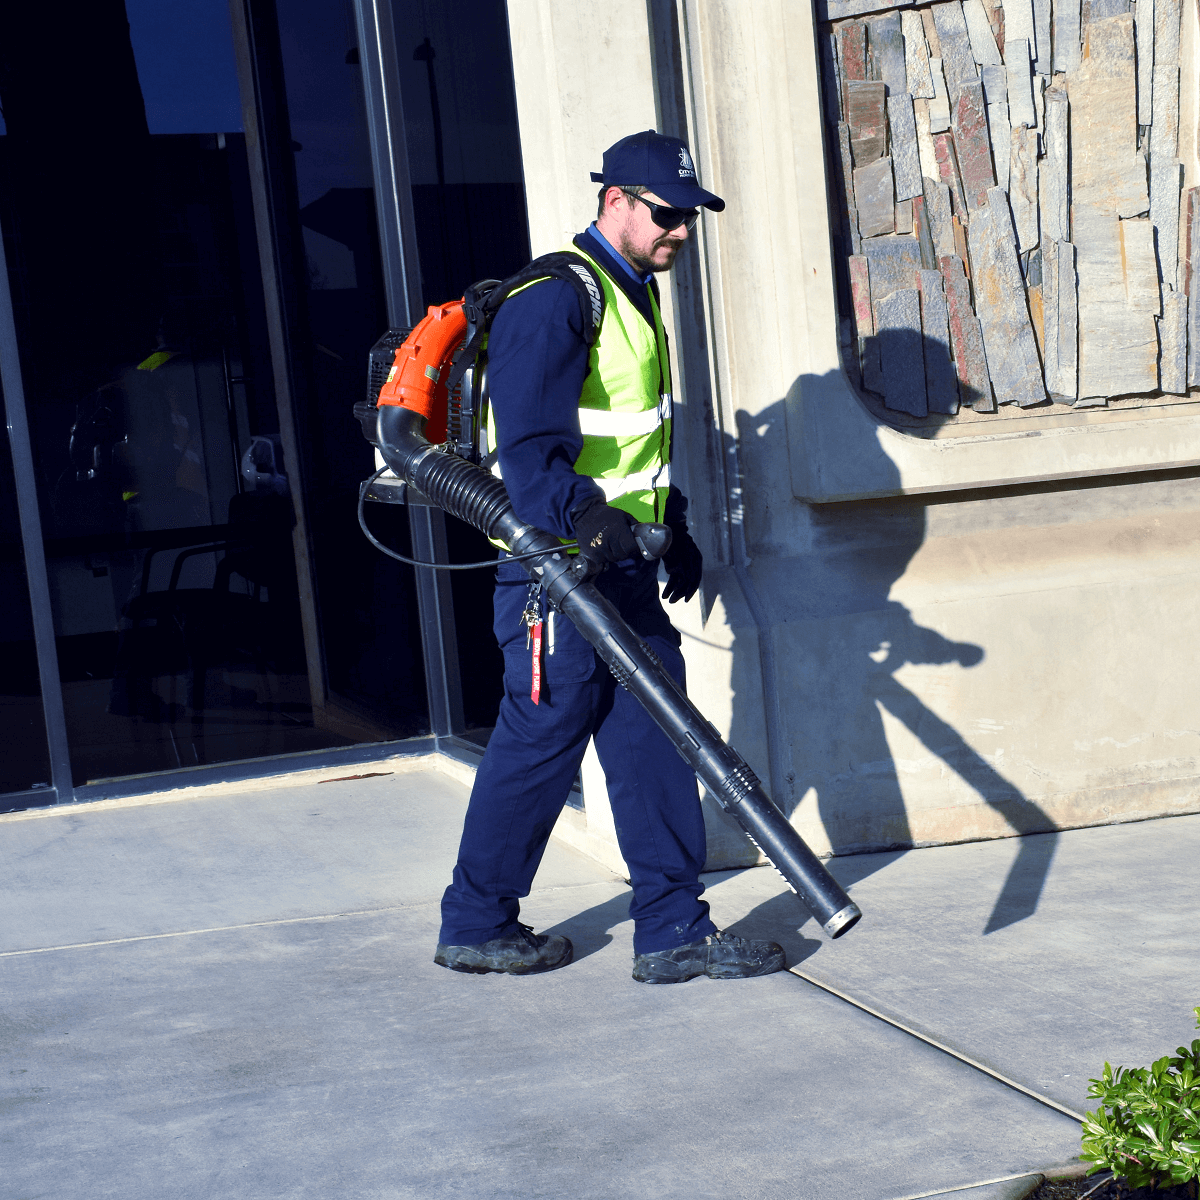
[376,406,862,938]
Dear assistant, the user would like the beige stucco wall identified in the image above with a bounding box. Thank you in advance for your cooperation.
[508,0,1200,872]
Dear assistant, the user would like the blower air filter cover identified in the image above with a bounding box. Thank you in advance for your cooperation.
[375,299,467,446]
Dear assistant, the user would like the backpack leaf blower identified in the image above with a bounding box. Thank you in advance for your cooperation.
[358,279,862,939]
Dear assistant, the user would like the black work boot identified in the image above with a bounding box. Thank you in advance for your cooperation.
[632,930,785,984]
[434,923,573,975]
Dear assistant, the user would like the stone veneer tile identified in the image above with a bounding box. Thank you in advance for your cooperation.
[888,94,925,200]
[849,254,874,339]
[914,194,938,267]
[930,2,979,99]
[1034,0,1053,71]
[981,65,1010,191]
[1006,38,1038,128]
[1084,0,1132,23]
[1010,126,1041,252]
[952,79,996,209]
[1040,88,1069,244]
[967,188,1047,405]
[940,253,994,408]
[1119,218,1162,314]
[914,98,940,182]
[929,57,953,130]
[848,79,889,166]
[863,234,924,299]
[837,122,864,257]
[1055,0,1083,71]
[1033,0,1053,72]
[1068,14,1148,218]
[902,10,936,97]
[1074,202,1160,398]
[934,133,970,217]
[869,11,909,95]
[919,269,961,412]
[962,0,1002,63]
[875,288,929,415]
[1042,239,1080,400]
[855,157,897,237]
[1043,238,1062,397]
[1188,189,1200,387]
[1134,0,1154,123]
[839,19,868,90]
[925,180,957,258]
[1149,0,1182,288]
[1158,285,1188,393]
[1005,0,1038,57]
[1150,157,1183,294]
[1057,243,1080,402]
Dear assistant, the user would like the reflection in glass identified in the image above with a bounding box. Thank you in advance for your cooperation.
[0,0,351,784]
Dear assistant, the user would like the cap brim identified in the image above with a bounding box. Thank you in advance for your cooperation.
[651,181,725,212]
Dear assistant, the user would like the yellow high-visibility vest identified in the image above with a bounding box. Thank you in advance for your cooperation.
[487,242,672,547]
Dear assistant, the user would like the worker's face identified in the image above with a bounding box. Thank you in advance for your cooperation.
[607,189,690,274]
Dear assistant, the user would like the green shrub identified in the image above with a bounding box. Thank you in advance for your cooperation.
[1080,1007,1200,1193]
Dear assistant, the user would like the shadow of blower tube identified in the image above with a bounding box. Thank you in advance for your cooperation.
[371,344,861,939]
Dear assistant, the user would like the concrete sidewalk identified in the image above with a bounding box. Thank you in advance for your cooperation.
[3,757,1194,1199]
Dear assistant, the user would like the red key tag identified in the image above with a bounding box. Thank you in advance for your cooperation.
[530,621,544,705]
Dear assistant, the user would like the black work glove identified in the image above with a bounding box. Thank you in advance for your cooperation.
[571,498,640,567]
[662,525,703,603]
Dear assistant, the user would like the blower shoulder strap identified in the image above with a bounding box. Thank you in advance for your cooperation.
[443,251,605,395]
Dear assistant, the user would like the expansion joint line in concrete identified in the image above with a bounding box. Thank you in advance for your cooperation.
[0,904,420,958]
[887,1171,1044,1200]
[790,967,1086,1124]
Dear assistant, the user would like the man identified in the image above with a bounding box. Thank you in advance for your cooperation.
[434,131,785,985]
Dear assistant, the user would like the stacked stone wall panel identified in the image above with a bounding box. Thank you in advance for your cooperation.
[823,0,1195,417]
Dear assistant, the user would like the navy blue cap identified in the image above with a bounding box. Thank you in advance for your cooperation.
[590,130,725,212]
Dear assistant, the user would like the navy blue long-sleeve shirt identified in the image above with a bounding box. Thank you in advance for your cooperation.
[487,224,685,539]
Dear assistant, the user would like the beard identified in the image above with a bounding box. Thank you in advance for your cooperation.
[620,232,685,275]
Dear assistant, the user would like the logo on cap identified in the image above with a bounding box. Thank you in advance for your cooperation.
[678,147,695,178]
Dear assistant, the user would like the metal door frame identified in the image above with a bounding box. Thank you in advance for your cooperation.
[0,215,73,807]
[352,0,465,741]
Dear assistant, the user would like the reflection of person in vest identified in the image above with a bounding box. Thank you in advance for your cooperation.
[435,132,787,984]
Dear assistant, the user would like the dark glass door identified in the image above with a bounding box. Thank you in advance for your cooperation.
[1,0,534,795]
[255,0,431,740]
[0,0,359,785]
[392,0,533,738]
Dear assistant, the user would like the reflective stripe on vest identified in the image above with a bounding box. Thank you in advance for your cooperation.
[594,463,672,502]
[578,397,668,438]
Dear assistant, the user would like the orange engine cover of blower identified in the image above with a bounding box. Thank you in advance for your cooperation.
[375,299,467,446]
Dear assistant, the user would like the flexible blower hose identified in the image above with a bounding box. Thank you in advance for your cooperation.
[374,400,861,939]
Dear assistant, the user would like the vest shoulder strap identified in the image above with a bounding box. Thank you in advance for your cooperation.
[443,252,606,395]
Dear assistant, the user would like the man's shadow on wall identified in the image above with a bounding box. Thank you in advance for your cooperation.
[546,359,1061,964]
[717,363,1059,953]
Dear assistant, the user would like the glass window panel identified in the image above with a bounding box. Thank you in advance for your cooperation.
[0,0,355,786]
[271,0,430,737]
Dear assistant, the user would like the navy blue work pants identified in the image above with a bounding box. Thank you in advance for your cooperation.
[439,557,715,955]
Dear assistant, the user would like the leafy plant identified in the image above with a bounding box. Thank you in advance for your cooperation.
[1080,1007,1200,1194]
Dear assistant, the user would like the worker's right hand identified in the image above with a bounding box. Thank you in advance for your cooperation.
[571,499,641,567]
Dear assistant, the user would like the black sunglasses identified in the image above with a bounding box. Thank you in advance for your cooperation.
[622,190,701,232]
